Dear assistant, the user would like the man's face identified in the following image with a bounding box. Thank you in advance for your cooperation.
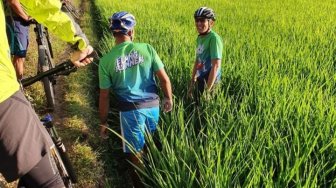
[195,18,213,34]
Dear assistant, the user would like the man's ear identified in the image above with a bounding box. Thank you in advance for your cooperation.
[209,20,215,27]
[127,29,133,37]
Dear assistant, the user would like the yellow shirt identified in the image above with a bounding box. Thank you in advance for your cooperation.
[0,1,19,103]
[0,0,88,103]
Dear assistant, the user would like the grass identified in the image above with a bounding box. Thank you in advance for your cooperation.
[92,0,336,187]
[4,0,335,187]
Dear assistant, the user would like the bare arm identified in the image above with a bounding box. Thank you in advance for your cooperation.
[99,89,110,138]
[7,0,29,21]
[187,60,198,98]
[156,68,173,112]
[156,68,172,100]
[190,60,198,83]
[99,89,110,124]
[206,59,221,91]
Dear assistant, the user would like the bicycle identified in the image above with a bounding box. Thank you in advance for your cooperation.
[20,61,78,188]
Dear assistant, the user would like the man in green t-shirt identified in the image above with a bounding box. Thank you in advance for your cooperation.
[98,11,173,187]
[188,7,223,104]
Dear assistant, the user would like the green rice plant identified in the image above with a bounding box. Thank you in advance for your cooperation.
[92,0,336,187]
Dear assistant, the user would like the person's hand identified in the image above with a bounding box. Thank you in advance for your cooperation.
[162,97,173,113]
[27,18,37,25]
[70,45,94,67]
[21,16,36,26]
[100,124,109,139]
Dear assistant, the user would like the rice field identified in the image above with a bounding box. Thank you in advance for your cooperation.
[93,0,336,187]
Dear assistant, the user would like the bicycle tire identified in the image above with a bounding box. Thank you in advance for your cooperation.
[38,45,55,110]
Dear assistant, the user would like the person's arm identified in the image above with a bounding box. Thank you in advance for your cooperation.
[190,60,198,83]
[20,0,92,66]
[187,60,198,97]
[7,0,30,21]
[206,59,221,91]
[156,68,173,112]
[99,89,109,138]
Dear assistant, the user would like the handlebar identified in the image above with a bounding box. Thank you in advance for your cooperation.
[21,60,75,87]
[21,51,99,88]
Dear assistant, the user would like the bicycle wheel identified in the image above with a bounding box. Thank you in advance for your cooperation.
[50,145,75,188]
[38,45,55,110]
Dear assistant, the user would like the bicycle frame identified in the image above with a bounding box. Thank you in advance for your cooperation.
[34,23,54,59]
[41,114,78,184]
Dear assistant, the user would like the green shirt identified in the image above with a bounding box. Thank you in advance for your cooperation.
[195,30,223,79]
[99,41,164,103]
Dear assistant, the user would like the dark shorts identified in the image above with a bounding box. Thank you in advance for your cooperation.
[0,91,53,182]
[6,17,30,57]
[195,72,221,105]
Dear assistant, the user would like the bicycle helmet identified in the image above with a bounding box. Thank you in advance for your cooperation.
[194,7,216,21]
[109,11,136,34]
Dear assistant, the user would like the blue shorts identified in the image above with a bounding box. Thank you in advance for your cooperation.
[120,107,159,153]
[6,17,29,57]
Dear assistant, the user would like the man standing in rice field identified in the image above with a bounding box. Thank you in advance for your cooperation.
[188,7,223,104]
[98,11,173,187]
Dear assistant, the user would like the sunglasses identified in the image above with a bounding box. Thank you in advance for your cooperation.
[194,18,208,23]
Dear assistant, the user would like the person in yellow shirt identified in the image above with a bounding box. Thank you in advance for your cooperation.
[0,0,93,187]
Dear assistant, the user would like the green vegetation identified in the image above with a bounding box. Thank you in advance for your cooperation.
[93,0,336,187]
[5,0,334,187]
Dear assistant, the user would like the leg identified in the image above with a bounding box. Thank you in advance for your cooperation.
[120,108,160,188]
[144,107,161,152]
[120,110,146,187]
[12,18,29,80]
[18,152,65,188]
[195,78,206,106]
[125,152,144,188]
[0,91,53,182]
[13,56,25,79]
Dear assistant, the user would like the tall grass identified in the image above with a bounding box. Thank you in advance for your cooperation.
[93,0,336,186]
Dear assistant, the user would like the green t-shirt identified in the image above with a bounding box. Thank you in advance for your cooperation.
[99,41,164,103]
[195,30,223,80]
